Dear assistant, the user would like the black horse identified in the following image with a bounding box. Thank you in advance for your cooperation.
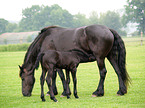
[34,49,95,102]
[19,24,130,97]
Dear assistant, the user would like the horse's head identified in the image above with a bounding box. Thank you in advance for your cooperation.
[19,65,35,97]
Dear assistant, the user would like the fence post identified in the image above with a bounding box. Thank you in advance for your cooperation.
[141,31,143,46]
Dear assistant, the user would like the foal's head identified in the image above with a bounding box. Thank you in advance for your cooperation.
[19,65,35,97]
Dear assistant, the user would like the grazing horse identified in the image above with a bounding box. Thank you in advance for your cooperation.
[19,24,130,98]
[34,49,95,102]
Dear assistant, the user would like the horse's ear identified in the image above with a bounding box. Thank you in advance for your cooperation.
[18,65,23,70]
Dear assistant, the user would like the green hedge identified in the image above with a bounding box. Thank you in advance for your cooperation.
[0,43,30,52]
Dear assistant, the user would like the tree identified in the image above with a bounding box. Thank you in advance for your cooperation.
[99,11,122,32]
[6,23,17,32]
[19,5,42,31]
[89,11,99,25]
[19,4,74,31]
[48,4,74,27]
[73,13,89,27]
[123,0,145,34]
[0,18,8,34]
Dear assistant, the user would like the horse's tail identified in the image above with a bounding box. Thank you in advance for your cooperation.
[34,53,45,70]
[108,29,131,88]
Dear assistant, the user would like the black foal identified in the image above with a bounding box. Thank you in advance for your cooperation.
[35,49,95,102]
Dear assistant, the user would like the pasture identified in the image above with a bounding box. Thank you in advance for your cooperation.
[0,37,145,108]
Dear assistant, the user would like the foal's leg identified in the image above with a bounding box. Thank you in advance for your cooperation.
[65,69,71,99]
[71,68,79,98]
[58,69,71,96]
[46,64,58,102]
[40,67,47,101]
[47,70,58,96]
[93,58,107,97]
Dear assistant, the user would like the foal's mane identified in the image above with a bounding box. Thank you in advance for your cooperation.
[23,26,58,68]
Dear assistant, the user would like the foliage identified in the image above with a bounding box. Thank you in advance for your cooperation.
[0,39,145,107]
[0,18,8,34]
[89,11,99,25]
[0,43,30,52]
[19,4,74,31]
[73,13,89,27]
[1,4,127,36]
[19,5,42,31]
[123,0,145,34]
[6,23,18,32]
[99,11,122,34]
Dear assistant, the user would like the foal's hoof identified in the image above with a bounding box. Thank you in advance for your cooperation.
[53,99,58,102]
[47,91,58,96]
[67,95,70,99]
[75,95,79,99]
[42,98,46,102]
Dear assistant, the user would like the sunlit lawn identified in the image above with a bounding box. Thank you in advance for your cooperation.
[0,38,145,108]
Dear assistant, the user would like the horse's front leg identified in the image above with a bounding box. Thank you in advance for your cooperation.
[40,67,47,101]
[71,68,79,98]
[92,58,107,97]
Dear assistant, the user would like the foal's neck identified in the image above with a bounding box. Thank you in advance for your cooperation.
[72,51,89,63]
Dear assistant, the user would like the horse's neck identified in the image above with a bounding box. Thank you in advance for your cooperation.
[24,60,36,71]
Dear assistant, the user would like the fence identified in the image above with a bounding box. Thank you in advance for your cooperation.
[123,37,144,46]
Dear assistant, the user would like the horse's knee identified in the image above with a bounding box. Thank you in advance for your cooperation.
[100,68,107,79]
[46,78,51,87]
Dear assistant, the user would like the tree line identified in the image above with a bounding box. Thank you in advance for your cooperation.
[0,0,144,36]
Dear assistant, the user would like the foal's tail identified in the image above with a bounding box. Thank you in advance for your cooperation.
[108,29,131,88]
[34,53,45,70]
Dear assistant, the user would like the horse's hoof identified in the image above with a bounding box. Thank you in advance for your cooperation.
[60,95,65,97]
[117,94,121,96]
[117,90,125,96]
[92,94,97,97]
[75,95,79,98]
[46,94,50,96]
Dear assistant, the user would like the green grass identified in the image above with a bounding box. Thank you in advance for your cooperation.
[0,38,145,108]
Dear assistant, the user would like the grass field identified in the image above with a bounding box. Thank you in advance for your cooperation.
[0,38,145,108]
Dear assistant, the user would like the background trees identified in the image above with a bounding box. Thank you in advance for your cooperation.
[123,0,145,34]
[0,19,8,34]
[1,2,144,36]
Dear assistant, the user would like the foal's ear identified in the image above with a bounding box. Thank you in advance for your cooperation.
[18,65,23,70]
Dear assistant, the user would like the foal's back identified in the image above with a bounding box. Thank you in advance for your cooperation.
[43,50,79,69]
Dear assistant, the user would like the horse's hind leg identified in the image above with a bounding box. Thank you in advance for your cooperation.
[107,57,127,95]
[71,68,79,98]
[93,58,107,97]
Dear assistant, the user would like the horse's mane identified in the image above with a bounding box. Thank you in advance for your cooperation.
[23,26,58,68]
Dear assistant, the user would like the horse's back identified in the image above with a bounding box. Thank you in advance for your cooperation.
[41,26,86,52]
[85,25,114,58]
[41,25,114,58]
